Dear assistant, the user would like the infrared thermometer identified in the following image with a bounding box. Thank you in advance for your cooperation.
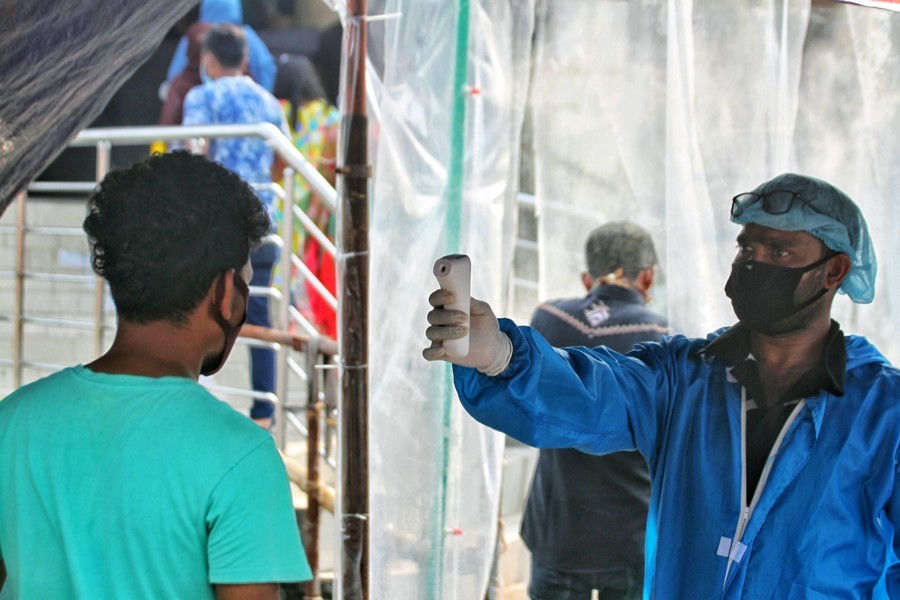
[433,254,471,358]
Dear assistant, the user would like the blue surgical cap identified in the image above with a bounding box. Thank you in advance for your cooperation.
[730,173,877,303]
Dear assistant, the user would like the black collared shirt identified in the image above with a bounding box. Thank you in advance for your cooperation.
[702,321,845,500]
[522,283,669,573]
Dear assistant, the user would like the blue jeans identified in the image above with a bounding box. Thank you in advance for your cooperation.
[529,558,642,600]
[247,243,276,419]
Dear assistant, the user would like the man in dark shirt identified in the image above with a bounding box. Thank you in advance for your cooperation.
[523,222,668,600]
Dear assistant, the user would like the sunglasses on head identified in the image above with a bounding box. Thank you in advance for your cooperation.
[731,189,825,218]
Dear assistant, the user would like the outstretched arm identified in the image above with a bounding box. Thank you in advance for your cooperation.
[424,288,670,459]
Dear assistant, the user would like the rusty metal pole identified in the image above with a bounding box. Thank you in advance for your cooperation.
[337,0,370,597]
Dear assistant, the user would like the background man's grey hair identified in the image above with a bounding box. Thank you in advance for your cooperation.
[585,221,659,279]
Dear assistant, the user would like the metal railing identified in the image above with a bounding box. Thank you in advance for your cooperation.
[71,124,337,211]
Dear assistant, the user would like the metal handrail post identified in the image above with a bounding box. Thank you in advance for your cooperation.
[304,337,323,600]
[94,141,111,356]
[275,168,295,450]
[13,192,26,388]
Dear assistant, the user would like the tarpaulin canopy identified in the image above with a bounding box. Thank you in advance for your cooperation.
[0,0,198,214]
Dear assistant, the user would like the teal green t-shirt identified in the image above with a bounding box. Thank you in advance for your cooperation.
[0,366,311,598]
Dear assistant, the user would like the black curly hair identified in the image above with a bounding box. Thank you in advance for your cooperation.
[83,151,271,324]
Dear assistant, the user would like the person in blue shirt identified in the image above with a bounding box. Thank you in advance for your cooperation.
[166,0,276,92]
[424,173,900,598]
[183,23,290,429]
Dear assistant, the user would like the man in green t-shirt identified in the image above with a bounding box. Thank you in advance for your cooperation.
[0,151,311,599]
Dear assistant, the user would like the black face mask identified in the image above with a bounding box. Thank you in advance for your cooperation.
[201,272,249,376]
[724,253,833,334]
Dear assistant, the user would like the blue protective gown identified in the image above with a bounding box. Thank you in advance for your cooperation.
[453,319,900,599]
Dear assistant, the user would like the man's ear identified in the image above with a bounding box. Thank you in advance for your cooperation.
[581,272,594,292]
[635,266,656,294]
[825,254,852,290]
[207,269,237,321]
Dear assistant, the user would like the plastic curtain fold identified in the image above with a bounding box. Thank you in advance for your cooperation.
[367,1,533,598]
[366,3,899,598]
[794,3,900,363]
[528,0,898,362]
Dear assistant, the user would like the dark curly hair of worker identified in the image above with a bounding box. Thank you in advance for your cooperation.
[83,151,271,324]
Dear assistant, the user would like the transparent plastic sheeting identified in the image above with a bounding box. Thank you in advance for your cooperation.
[0,0,198,214]
[366,1,534,598]
[366,2,900,598]
[528,0,899,363]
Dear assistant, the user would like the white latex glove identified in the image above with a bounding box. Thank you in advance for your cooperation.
[423,289,513,376]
